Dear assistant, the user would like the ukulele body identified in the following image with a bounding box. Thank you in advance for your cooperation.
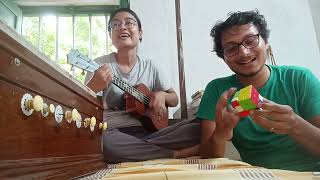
[125,83,168,131]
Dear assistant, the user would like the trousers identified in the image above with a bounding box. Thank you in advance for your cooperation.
[102,119,200,163]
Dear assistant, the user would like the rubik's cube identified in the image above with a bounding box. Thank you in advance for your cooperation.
[231,85,263,118]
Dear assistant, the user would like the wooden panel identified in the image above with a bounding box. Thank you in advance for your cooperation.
[0,154,105,179]
[0,79,103,159]
[0,20,102,109]
[0,48,102,119]
[0,20,106,179]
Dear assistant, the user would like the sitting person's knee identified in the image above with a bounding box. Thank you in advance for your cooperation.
[102,130,121,163]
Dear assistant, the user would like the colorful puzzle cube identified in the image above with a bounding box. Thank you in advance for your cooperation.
[231,85,263,117]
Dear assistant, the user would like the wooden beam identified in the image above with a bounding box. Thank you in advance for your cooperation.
[175,0,188,119]
[15,0,119,6]
[20,5,119,16]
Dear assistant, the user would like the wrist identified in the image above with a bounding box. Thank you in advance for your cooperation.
[159,91,167,98]
[158,91,168,104]
[87,80,99,93]
[212,133,227,144]
[289,116,306,137]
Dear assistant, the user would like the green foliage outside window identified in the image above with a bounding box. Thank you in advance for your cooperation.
[22,14,110,84]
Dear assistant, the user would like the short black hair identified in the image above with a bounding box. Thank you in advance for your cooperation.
[210,10,270,59]
[108,8,142,32]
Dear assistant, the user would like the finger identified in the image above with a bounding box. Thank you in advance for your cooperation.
[106,76,113,84]
[154,103,165,116]
[98,64,109,72]
[156,108,162,116]
[259,96,270,103]
[100,63,109,69]
[226,104,238,113]
[221,111,240,128]
[160,106,167,114]
[251,113,290,132]
[104,71,113,83]
[252,109,290,123]
[259,102,292,114]
[228,113,241,128]
[216,88,237,110]
[148,96,155,108]
[104,68,112,76]
[270,127,291,135]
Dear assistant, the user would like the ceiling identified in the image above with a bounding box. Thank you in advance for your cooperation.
[14,0,120,6]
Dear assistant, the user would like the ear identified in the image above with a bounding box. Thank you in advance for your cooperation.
[139,29,143,41]
[266,44,276,65]
[265,43,269,53]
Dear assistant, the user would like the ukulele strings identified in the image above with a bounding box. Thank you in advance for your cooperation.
[72,52,152,105]
[113,76,151,105]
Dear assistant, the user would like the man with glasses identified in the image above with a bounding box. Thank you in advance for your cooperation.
[197,10,320,171]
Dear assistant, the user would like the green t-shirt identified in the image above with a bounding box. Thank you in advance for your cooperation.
[196,65,320,171]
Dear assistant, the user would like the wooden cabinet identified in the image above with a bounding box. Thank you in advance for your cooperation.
[0,20,106,179]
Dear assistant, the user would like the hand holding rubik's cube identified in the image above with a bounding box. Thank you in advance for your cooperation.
[231,85,263,118]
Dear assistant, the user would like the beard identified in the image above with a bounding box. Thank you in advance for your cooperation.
[230,63,265,78]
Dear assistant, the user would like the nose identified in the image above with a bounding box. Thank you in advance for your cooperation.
[119,22,127,30]
[238,44,251,56]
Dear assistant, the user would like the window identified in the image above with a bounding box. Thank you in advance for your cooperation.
[22,14,112,83]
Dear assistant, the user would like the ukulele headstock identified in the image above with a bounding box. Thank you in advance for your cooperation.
[67,49,99,72]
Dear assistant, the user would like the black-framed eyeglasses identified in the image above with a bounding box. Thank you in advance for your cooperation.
[110,19,137,30]
[222,34,260,57]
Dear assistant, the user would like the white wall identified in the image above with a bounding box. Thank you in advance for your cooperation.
[309,0,320,52]
[131,0,320,118]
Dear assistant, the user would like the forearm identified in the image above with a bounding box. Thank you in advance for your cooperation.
[86,79,101,93]
[200,134,226,158]
[165,92,178,107]
[85,73,100,93]
[211,134,227,157]
[290,118,320,156]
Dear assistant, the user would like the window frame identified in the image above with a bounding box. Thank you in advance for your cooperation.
[20,5,117,60]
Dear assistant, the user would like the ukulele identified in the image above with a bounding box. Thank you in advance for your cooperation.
[67,49,168,131]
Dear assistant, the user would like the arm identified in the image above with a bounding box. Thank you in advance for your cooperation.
[163,88,179,107]
[149,88,179,116]
[251,101,320,156]
[86,64,112,93]
[291,116,320,155]
[200,88,240,158]
[151,61,178,107]
[200,120,226,158]
[149,88,178,108]
[251,67,320,156]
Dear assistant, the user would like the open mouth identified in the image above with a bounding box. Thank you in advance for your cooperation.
[239,57,256,65]
[119,33,130,39]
